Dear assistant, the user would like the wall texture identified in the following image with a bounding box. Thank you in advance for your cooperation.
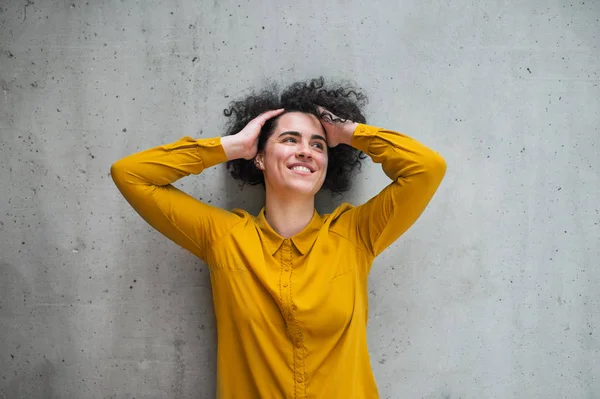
[1,0,598,398]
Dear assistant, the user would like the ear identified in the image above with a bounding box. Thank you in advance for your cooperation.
[254,153,264,170]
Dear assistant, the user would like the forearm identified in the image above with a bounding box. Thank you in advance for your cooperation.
[351,124,446,182]
[111,136,227,188]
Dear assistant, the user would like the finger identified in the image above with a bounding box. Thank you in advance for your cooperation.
[317,105,334,114]
[316,106,331,121]
[316,107,336,122]
[259,108,285,121]
[249,109,283,130]
[320,112,335,124]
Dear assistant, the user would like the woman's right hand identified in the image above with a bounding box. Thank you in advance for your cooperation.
[222,108,285,160]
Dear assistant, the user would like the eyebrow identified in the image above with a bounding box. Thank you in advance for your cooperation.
[278,131,327,143]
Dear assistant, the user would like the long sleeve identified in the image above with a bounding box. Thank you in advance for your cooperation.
[110,136,242,262]
[334,124,446,263]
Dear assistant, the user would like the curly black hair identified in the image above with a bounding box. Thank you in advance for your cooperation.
[223,77,368,194]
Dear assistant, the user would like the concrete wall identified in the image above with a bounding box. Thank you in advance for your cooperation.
[1,0,598,398]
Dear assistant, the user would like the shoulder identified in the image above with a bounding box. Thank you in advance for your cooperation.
[322,202,372,257]
[323,202,357,235]
[228,208,256,225]
[230,208,252,218]
[323,202,355,221]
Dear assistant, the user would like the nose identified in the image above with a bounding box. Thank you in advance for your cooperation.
[296,142,312,158]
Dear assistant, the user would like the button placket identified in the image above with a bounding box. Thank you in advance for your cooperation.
[277,239,307,398]
[281,240,292,306]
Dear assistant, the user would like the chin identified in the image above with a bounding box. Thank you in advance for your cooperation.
[285,181,322,197]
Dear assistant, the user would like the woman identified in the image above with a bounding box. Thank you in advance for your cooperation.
[111,78,446,398]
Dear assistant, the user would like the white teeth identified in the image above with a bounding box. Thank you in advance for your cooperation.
[291,166,311,173]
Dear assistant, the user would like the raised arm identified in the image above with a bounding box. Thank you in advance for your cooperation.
[110,136,241,261]
[110,109,285,261]
[320,108,446,263]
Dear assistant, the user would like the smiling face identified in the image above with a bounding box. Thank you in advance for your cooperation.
[255,112,328,198]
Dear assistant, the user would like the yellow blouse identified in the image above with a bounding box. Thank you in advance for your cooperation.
[111,124,446,398]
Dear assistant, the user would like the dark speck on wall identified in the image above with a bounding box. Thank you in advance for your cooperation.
[192,56,198,62]
[122,128,127,132]
[527,67,532,73]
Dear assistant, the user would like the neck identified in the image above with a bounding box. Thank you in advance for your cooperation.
[264,189,315,238]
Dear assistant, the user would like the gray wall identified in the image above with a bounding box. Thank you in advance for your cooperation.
[1,0,599,398]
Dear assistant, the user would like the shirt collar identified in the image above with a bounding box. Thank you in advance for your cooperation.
[255,208,322,256]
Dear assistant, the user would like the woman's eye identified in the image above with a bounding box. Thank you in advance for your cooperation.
[283,137,296,143]
[312,142,324,149]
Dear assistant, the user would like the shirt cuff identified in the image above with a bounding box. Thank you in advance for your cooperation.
[350,124,380,154]
[193,137,228,169]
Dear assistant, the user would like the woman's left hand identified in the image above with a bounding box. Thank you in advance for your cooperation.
[316,106,358,148]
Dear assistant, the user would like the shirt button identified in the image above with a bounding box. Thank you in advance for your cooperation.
[283,283,288,287]
[209,140,216,145]
[360,127,365,133]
